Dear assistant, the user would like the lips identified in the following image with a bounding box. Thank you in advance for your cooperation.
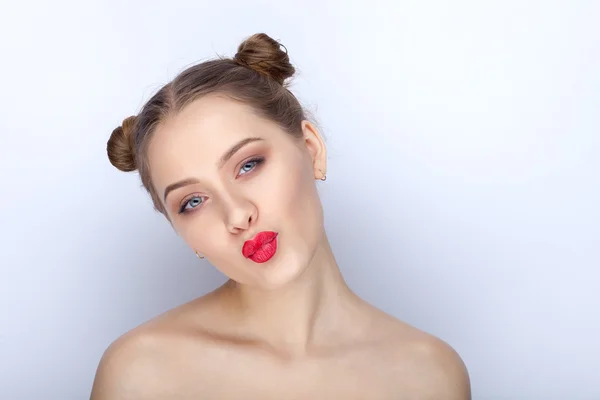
[242,231,278,261]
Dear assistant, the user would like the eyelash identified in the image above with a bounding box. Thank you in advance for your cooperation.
[177,156,265,215]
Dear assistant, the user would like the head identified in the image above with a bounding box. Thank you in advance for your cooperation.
[107,33,328,289]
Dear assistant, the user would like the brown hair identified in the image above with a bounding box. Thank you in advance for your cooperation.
[107,33,308,216]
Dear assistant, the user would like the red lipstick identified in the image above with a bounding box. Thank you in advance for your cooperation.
[242,231,278,263]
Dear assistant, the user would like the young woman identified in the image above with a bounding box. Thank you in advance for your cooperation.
[91,33,471,399]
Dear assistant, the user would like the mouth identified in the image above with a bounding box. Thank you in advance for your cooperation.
[242,231,278,263]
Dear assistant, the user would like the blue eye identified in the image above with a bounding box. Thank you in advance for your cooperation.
[239,157,264,176]
[179,196,204,214]
[178,156,265,215]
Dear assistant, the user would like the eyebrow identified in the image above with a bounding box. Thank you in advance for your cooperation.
[163,136,265,203]
[217,137,264,170]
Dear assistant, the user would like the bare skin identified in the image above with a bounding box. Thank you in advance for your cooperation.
[91,95,470,399]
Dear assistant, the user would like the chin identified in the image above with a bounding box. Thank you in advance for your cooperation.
[249,243,314,290]
[219,230,320,290]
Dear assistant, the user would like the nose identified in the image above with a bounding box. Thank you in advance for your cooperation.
[223,192,256,234]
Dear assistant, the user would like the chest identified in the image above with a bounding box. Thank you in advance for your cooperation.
[159,346,408,400]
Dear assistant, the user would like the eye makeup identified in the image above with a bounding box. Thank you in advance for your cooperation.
[176,155,266,215]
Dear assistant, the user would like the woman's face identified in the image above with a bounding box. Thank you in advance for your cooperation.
[148,94,327,289]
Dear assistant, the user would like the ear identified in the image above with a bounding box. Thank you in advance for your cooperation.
[300,120,327,179]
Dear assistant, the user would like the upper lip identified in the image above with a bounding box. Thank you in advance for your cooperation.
[242,231,278,257]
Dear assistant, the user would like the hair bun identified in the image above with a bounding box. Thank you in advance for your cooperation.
[107,115,137,172]
[234,33,295,85]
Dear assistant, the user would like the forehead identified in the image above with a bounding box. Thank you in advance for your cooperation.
[147,94,286,188]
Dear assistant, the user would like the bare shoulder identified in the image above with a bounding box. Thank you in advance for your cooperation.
[380,317,471,399]
[402,333,471,399]
[90,292,221,399]
[359,304,470,399]
[89,325,171,400]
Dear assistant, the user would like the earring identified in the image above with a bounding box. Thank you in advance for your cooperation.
[196,251,204,259]
[318,169,327,181]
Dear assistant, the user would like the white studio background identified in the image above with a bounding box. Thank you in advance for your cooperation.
[1,1,598,399]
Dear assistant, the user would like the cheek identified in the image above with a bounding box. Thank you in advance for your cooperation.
[274,159,323,234]
[176,218,214,253]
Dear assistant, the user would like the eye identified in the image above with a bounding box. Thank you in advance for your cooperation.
[179,195,205,214]
[177,157,265,216]
[238,156,264,176]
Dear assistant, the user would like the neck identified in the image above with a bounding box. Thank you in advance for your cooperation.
[221,233,366,356]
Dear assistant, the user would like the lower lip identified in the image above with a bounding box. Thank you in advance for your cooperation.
[249,236,278,264]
